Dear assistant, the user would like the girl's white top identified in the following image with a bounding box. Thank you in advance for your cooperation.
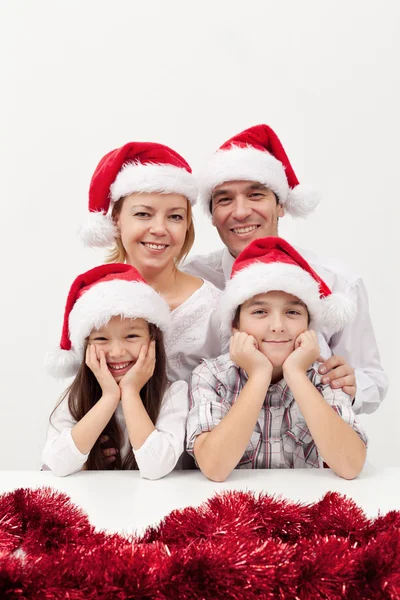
[41,380,188,480]
[165,279,223,383]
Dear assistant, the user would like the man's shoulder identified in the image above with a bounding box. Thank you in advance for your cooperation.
[295,245,362,291]
[182,248,225,289]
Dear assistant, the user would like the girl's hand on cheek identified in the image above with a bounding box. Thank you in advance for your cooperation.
[119,340,156,395]
[229,331,273,379]
[85,345,121,402]
[282,330,320,375]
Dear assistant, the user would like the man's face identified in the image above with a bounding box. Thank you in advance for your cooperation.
[211,180,284,258]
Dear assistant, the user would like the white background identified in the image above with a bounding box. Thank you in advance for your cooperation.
[1,0,399,470]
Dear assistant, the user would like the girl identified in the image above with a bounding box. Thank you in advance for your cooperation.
[43,263,188,479]
[80,141,223,384]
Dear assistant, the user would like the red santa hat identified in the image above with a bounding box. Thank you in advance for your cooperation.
[45,263,170,379]
[80,141,198,248]
[220,237,355,337]
[198,124,320,218]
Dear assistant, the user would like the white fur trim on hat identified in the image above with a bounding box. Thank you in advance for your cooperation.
[219,262,354,337]
[197,146,319,218]
[78,211,119,248]
[47,279,170,379]
[45,347,82,379]
[110,162,198,206]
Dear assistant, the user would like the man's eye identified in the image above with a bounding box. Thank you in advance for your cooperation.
[217,197,231,204]
[250,193,263,198]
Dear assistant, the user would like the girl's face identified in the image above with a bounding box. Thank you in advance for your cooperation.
[238,291,309,367]
[116,192,189,272]
[88,316,151,381]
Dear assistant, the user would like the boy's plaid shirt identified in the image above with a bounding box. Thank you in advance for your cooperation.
[186,353,368,469]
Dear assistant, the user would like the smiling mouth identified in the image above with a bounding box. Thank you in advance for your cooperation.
[107,361,133,372]
[264,340,291,344]
[230,225,260,235]
[141,242,169,250]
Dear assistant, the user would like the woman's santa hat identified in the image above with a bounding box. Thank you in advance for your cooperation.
[45,264,170,379]
[80,141,198,248]
[220,237,355,337]
[198,124,320,218]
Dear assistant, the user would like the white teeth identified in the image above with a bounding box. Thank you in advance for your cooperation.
[232,225,258,234]
[108,362,131,371]
[143,243,167,250]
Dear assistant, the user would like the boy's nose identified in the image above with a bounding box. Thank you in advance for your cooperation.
[269,317,285,332]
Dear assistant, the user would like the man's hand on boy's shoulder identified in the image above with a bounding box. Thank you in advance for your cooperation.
[229,331,273,379]
[283,330,320,376]
[318,355,356,399]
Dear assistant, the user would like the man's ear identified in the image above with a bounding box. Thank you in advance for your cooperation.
[277,203,285,218]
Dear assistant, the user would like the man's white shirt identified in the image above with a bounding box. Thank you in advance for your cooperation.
[183,246,388,415]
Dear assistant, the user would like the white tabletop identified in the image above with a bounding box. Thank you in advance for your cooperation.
[1,466,399,536]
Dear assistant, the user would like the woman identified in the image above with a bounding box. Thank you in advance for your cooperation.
[80,141,223,383]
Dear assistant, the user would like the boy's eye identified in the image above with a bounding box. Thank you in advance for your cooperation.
[287,310,301,316]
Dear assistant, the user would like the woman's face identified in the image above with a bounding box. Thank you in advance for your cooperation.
[116,192,189,272]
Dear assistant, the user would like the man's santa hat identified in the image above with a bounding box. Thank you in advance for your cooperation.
[198,124,320,218]
[220,237,355,337]
[80,141,198,248]
[45,264,170,379]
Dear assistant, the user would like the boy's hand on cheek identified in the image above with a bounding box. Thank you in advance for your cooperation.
[229,331,273,379]
[282,330,320,376]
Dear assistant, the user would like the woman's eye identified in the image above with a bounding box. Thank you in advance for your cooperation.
[169,214,183,221]
[134,212,151,218]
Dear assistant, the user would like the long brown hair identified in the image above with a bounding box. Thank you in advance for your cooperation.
[106,196,195,265]
[50,323,168,470]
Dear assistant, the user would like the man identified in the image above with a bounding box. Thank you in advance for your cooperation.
[183,124,387,414]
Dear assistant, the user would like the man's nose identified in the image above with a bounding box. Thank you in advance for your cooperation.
[231,197,252,220]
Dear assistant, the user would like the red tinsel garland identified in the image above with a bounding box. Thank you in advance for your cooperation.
[0,487,399,599]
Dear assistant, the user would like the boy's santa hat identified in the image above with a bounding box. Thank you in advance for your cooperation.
[198,124,320,218]
[220,237,355,337]
[45,264,170,379]
[80,141,198,248]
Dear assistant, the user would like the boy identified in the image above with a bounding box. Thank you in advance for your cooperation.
[186,237,367,482]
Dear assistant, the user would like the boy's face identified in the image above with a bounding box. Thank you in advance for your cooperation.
[237,291,309,367]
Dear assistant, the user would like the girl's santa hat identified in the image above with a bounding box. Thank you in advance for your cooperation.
[198,124,320,218]
[45,264,170,379]
[80,141,198,248]
[220,237,355,338]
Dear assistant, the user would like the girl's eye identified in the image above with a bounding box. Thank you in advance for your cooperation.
[126,334,138,339]
[252,310,267,315]
[91,336,107,341]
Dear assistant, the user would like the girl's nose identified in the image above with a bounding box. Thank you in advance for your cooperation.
[108,342,126,358]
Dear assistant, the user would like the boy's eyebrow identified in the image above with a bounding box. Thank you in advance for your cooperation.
[245,299,306,308]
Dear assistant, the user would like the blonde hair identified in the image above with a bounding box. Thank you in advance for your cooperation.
[105,196,195,265]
